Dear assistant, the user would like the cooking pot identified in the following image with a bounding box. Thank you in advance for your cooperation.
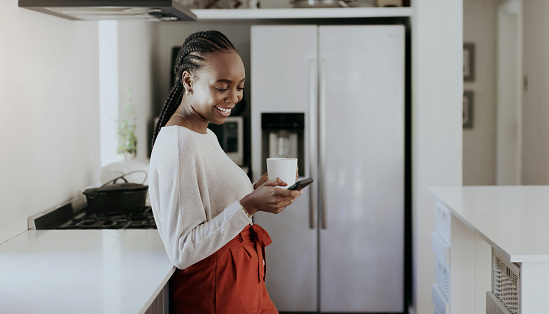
[291,0,355,8]
[83,171,148,214]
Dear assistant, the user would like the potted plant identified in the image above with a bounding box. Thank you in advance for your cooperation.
[117,86,137,159]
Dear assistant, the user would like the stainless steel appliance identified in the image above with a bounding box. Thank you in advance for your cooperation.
[31,172,155,230]
[208,116,245,166]
[18,0,196,21]
[31,200,156,230]
[251,25,405,312]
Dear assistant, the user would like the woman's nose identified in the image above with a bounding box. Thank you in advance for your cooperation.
[227,89,241,104]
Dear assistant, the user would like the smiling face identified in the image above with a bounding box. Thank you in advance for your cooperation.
[182,51,245,127]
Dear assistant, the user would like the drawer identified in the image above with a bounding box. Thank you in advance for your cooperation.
[435,201,451,244]
[432,283,450,314]
[432,231,451,266]
[435,259,450,302]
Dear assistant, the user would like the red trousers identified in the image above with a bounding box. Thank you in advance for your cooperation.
[170,224,278,314]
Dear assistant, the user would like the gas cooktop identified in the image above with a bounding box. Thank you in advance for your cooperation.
[58,208,156,230]
[33,202,156,230]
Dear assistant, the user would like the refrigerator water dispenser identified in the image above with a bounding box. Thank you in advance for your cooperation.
[261,113,304,176]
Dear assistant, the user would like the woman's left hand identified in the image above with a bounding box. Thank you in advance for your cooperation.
[253,164,298,190]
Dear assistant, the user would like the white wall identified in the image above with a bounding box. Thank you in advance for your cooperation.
[463,0,498,185]
[462,0,549,186]
[412,0,463,313]
[496,0,522,185]
[522,0,549,184]
[0,1,100,224]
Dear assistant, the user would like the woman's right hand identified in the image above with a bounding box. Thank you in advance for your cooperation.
[240,177,303,216]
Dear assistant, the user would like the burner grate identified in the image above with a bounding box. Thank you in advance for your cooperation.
[39,206,157,230]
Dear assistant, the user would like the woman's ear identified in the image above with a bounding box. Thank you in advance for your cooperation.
[181,70,193,95]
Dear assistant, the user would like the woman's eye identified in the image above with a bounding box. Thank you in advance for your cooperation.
[215,87,244,92]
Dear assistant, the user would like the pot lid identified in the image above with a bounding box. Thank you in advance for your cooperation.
[84,170,149,194]
[84,182,148,194]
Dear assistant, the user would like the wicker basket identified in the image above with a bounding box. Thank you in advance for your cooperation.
[492,249,521,314]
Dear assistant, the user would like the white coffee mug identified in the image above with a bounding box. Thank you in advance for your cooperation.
[267,157,298,188]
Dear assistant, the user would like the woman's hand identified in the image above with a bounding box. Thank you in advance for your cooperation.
[253,172,269,190]
[240,177,303,216]
[254,162,298,190]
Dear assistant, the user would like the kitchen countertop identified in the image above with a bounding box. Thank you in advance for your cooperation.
[0,229,174,314]
[429,185,549,263]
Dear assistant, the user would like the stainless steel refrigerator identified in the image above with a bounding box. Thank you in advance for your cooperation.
[251,25,405,313]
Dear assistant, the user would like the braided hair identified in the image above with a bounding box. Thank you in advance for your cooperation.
[151,30,236,148]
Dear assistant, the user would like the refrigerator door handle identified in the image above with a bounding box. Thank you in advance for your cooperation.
[309,58,316,230]
[319,59,327,230]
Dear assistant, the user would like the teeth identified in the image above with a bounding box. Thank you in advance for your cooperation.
[216,106,231,114]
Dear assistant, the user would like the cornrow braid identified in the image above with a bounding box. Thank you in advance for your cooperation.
[151,30,236,148]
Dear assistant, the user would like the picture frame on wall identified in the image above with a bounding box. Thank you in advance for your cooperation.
[463,43,475,82]
[463,90,474,129]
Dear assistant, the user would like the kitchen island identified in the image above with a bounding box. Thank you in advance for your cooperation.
[0,229,174,314]
[430,185,549,314]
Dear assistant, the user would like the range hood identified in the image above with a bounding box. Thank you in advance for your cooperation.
[19,0,197,21]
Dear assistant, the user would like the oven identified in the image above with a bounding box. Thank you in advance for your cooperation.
[208,116,244,166]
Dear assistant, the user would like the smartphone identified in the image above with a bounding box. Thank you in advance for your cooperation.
[287,178,314,191]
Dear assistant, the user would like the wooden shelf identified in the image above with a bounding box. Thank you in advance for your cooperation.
[191,7,412,21]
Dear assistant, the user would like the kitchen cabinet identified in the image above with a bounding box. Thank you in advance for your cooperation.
[251,25,405,313]
[431,201,451,314]
[430,199,491,314]
[430,186,549,314]
[0,229,174,314]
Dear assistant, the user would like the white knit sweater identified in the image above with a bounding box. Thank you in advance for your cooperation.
[149,126,253,269]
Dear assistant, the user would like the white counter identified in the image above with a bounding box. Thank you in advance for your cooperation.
[430,185,549,263]
[0,229,174,314]
[430,185,549,314]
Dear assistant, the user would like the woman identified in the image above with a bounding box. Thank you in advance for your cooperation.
[149,30,302,313]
